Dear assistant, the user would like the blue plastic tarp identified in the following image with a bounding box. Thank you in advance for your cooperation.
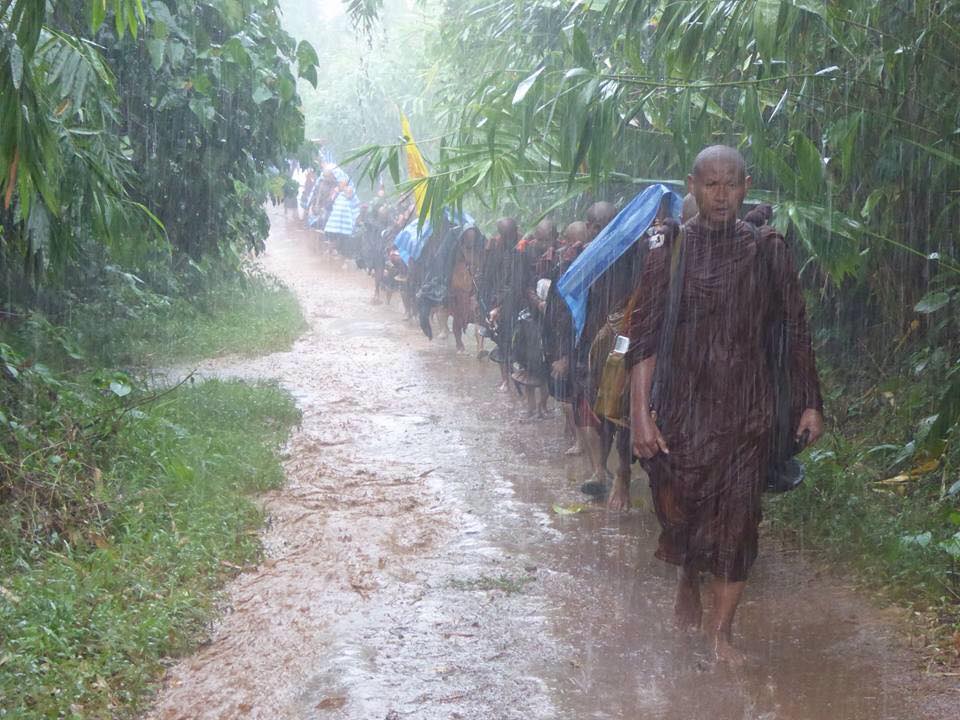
[557,184,682,341]
[393,209,475,265]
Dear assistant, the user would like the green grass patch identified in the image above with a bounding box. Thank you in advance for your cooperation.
[0,378,300,718]
[83,271,308,366]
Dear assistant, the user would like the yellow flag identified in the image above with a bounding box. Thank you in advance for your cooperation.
[400,112,428,216]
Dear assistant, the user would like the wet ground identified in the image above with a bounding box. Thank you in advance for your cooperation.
[145,211,957,720]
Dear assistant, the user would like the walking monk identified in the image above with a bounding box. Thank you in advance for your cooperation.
[626,146,824,663]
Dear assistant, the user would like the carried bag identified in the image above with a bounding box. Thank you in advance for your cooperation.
[592,293,639,424]
[594,226,686,425]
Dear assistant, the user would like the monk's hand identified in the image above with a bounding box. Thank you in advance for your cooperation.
[488,307,500,323]
[633,409,669,459]
[551,357,569,380]
[795,408,824,447]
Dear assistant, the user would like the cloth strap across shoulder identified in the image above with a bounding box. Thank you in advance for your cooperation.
[649,224,687,415]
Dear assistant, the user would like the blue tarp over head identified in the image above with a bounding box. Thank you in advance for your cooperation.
[393,209,475,265]
[557,183,682,341]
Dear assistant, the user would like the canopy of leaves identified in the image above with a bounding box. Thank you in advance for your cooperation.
[347,0,960,342]
[1,0,318,277]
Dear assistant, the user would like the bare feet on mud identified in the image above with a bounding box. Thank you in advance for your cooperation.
[564,442,583,456]
[674,570,703,632]
[606,476,630,511]
[710,633,749,667]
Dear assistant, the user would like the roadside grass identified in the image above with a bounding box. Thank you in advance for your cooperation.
[0,269,305,717]
[85,271,307,366]
[765,364,960,667]
[0,378,300,718]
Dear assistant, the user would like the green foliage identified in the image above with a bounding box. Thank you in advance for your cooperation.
[346,0,960,336]
[2,0,318,276]
[109,0,316,258]
[767,352,960,633]
[279,0,439,167]
[0,376,299,718]
[73,263,308,366]
[0,255,306,716]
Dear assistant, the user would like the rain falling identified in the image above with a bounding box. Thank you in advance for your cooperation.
[1,1,958,718]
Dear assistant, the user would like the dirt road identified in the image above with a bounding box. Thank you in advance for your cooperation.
[146,213,956,719]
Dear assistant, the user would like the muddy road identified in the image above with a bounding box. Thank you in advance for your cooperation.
[146,213,956,720]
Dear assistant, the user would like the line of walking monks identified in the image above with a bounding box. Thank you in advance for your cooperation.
[300,146,825,664]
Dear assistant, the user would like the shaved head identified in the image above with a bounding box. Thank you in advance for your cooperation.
[533,219,558,244]
[692,145,747,181]
[586,201,617,239]
[496,217,518,243]
[561,220,589,246]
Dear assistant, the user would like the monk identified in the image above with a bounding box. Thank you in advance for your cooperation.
[484,218,520,390]
[447,227,482,352]
[626,146,824,663]
[544,221,592,452]
[546,202,616,473]
[512,219,558,417]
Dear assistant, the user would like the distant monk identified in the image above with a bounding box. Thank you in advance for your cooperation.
[626,145,824,663]
[485,218,520,390]
[546,201,616,472]
[447,227,482,352]
[512,219,558,417]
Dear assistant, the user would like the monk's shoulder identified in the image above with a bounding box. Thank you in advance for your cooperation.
[739,221,786,253]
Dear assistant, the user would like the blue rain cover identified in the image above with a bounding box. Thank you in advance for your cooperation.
[557,184,682,341]
[393,209,475,265]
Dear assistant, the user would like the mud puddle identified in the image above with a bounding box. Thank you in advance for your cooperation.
[145,212,957,720]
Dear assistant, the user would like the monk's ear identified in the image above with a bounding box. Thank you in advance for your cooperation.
[743,174,753,191]
[686,173,696,194]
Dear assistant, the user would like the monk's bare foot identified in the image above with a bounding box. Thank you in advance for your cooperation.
[606,477,630,511]
[710,633,747,667]
[674,571,702,632]
[564,442,583,456]
[498,380,509,392]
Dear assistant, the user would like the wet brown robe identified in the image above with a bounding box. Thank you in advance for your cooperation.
[625,218,822,581]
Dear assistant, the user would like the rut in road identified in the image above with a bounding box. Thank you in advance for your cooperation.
[145,214,956,720]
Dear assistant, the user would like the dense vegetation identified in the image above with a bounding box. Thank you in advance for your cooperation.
[1,1,959,712]
[334,0,960,653]
[2,2,311,714]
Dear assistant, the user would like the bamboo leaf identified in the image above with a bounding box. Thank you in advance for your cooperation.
[512,66,544,105]
[914,291,951,314]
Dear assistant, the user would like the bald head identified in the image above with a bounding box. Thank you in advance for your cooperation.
[496,217,518,244]
[585,201,617,240]
[691,145,747,181]
[561,221,589,247]
[533,219,558,244]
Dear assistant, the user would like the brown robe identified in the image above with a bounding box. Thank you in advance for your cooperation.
[626,218,822,581]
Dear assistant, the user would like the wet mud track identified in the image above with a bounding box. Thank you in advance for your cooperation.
[146,214,957,720]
